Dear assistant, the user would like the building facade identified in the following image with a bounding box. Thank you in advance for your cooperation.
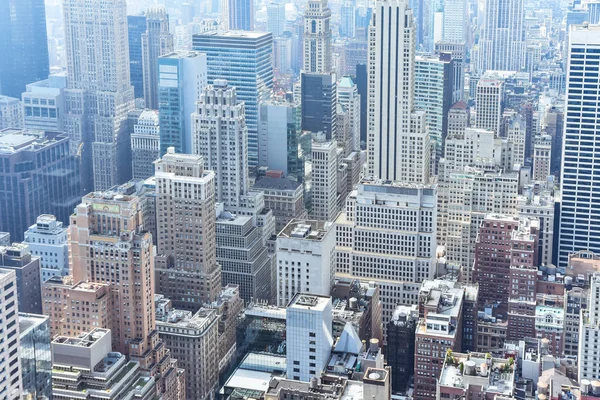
[131,110,161,180]
[0,269,23,399]
[193,31,273,168]
[158,51,207,154]
[0,129,81,243]
[62,0,135,191]
[22,215,69,283]
[21,73,66,132]
[142,8,174,109]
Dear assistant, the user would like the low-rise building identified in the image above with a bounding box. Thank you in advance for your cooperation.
[386,305,418,393]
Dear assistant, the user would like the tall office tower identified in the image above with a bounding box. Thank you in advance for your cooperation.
[21,73,66,131]
[63,0,134,192]
[191,80,249,207]
[367,0,430,184]
[337,77,361,154]
[258,99,303,178]
[335,181,437,326]
[590,2,600,24]
[193,31,273,168]
[0,244,42,314]
[558,24,600,267]
[414,53,455,165]
[23,215,69,283]
[155,301,220,399]
[0,96,24,129]
[154,149,220,309]
[544,106,563,177]
[446,101,469,138]
[0,0,49,99]
[478,0,526,72]
[386,305,418,392]
[128,14,147,99]
[303,0,332,74]
[442,0,467,44]
[0,269,23,398]
[50,329,161,399]
[222,0,254,31]
[286,293,334,381]
[340,1,356,38]
[517,190,555,267]
[142,8,174,110]
[506,115,526,170]
[267,2,286,37]
[276,220,335,306]
[19,313,51,399]
[0,129,81,242]
[311,140,339,222]
[475,74,503,134]
[67,185,185,397]
[301,73,337,140]
[435,42,466,104]
[533,135,552,182]
[131,110,161,180]
[216,212,272,302]
[274,35,293,74]
[158,51,207,155]
[579,273,600,381]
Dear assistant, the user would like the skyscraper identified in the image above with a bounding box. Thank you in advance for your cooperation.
[158,51,207,154]
[154,149,221,309]
[62,183,186,397]
[0,129,81,242]
[192,80,249,207]
[128,14,147,99]
[267,2,286,37]
[559,24,600,267]
[0,0,49,99]
[340,1,356,38]
[303,0,332,74]
[142,8,174,110]
[475,73,504,134]
[478,0,526,73]
[579,273,600,381]
[131,110,160,180]
[222,0,254,31]
[337,76,361,154]
[0,269,23,398]
[286,294,334,381]
[193,31,273,168]
[367,0,430,183]
[442,0,467,44]
[62,0,135,191]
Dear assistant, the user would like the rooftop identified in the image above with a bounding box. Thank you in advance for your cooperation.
[253,176,302,191]
[279,219,332,241]
[53,328,110,347]
[439,352,514,396]
[288,293,331,311]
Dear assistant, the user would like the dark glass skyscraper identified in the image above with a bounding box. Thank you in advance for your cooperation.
[0,129,81,242]
[128,14,147,99]
[0,0,49,98]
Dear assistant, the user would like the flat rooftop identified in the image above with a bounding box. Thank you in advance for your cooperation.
[278,219,331,241]
[288,293,330,311]
[53,328,110,347]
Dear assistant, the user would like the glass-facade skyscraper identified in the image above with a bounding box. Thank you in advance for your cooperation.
[558,24,600,267]
[19,313,51,400]
[193,31,273,168]
[0,0,49,98]
[128,14,147,99]
[0,129,81,242]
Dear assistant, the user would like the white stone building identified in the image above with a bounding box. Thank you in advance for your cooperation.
[22,214,69,283]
